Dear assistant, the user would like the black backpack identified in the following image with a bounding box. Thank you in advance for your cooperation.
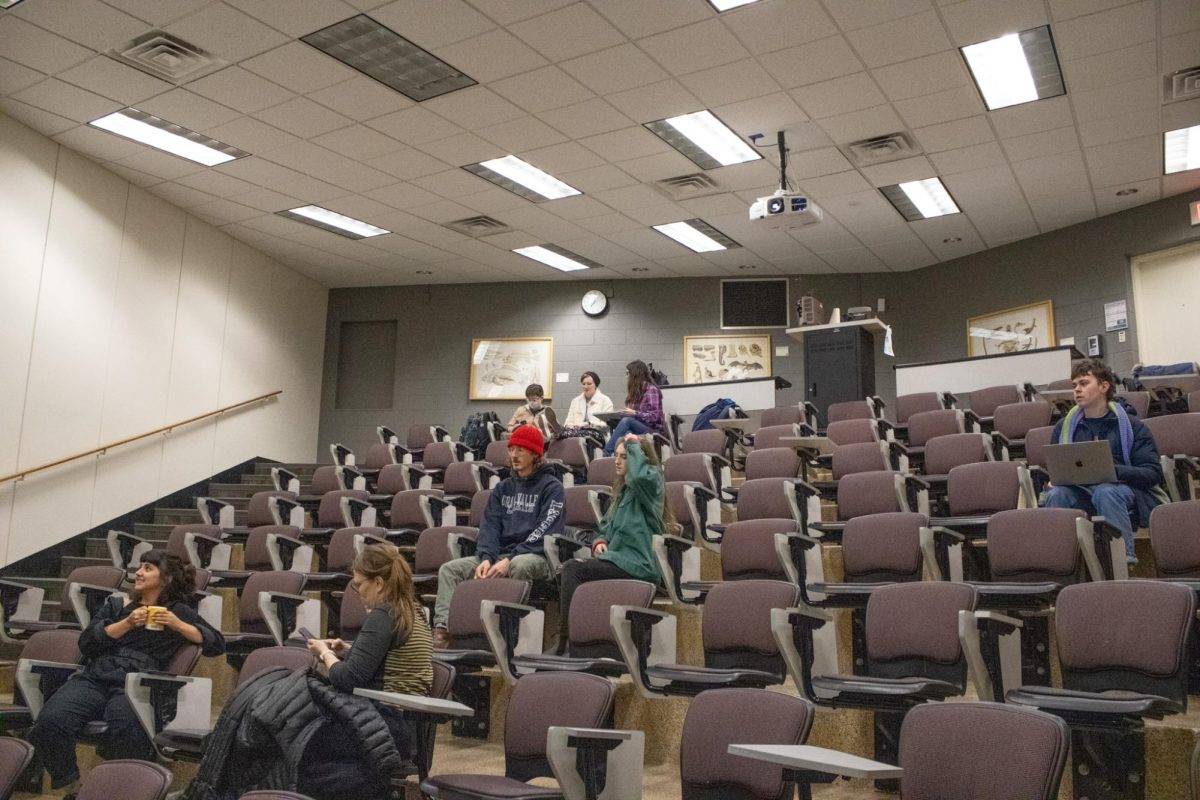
[647,362,670,387]
[460,413,492,459]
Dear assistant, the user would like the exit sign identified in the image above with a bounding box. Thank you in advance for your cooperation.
[1192,200,1200,226]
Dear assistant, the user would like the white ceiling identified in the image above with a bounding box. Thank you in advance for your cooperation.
[2,0,1198,287]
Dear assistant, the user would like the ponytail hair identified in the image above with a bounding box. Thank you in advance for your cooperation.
[352,543,418,635]
[130,549,196,607]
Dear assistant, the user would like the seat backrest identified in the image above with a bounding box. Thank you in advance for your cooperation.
[413,660,457,780]
[563,485,605,528]
[422,441,457,470]
[238,645,314,687]
[947,461,1023,515]
[1143,412,1200,457]
[244,525,302,571]
[414,526,463,574]
[754,424,799,451]
[682,428,727,455]
[826,400,874,423]
[1190,390,1200,414]
[165,643,202,676]
[970,384,1022,417]
[1024,425,1054,468]
[988,508,1085,584]
[469,489,492,527]
[841,512,926,583]
[665,482,699,540]
[760,406,803,428]
[442,462,480,496]
[239,571,306,634]
[545,437,588,468]
[1150,500,1200,578]
[317,489,370,528]
[1055,580,1195,706]
[586,456,616,487]
[895,392,942,425]
[504,672,616,782]
[865,582,976,688]
[447,578,530,649]
[1117,390,1151,419]
[309,465,341,495]
[19,628,82,663]
[743,447,799,481]
[900,703,1069,800]
[825,418,877,446]
[0,737,34,800]
[720,519,798,581]
[485,439,512,468]
[831,441,888,479]
[193,568,211,591]
[680,689,814,800]
[735,478,797,523]
[167,524,223,561]
[77,759,173,800]
[65,565,124,590]
[363,442,398,470]
[906,409,962,447]
[339,583,369,640]
[390,489,441,530]
[836,471,904,521]
[702,580,799,676]
[923,433,989,475]
[247,490,296,527]
[407,424,436,449]
[329,526,381,573]
[993,401,1053,440]
[568,580,656,659]
[1045,378,1073,391]
[375,464,407,495]
[664,453,717,492]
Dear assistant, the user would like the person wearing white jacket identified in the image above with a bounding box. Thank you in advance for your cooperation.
[563,371,614,428]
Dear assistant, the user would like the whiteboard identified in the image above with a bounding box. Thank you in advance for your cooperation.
[895,348,1073,396]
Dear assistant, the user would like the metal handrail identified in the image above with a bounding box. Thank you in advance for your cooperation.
[0,390,282,485]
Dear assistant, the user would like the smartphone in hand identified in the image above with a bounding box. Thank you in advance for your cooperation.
[298,627,315,642]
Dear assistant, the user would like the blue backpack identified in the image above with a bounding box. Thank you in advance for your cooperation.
[692,398,742,431]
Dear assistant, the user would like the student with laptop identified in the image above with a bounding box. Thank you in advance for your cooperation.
[1043,358,1165,564]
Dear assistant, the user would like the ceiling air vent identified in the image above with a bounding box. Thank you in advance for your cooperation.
[108,30,226,83]
[444,215,510,238]
[842,132,922,167]
[654,172,721,201]
[1165,66,1200,103]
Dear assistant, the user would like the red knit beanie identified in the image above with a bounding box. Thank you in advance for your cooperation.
[507,424,545,457]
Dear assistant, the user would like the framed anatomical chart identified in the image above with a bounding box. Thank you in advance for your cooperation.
[469,337,554,400]
[967,300,1055,357]
[683,334,772,384]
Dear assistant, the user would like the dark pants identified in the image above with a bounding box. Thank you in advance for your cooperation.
[558,558,637,638]
[603,417,653,456]
[297,711,417,800]
[27,674,152,788]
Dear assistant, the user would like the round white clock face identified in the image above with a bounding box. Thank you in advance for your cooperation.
[582,289,608,317]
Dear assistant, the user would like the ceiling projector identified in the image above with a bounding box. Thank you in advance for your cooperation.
[748,191,823,229]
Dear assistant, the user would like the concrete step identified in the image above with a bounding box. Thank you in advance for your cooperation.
[154,507,248,526]
[251,462,322,476]
[240,476,314,490]
[133,522,175,540]
[207,483,266,497]
[60,556,115,576]
[3,575,67,601]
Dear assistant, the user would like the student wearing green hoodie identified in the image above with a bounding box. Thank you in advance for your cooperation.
[554,432,671,652]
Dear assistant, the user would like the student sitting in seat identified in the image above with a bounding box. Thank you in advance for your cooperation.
[554,433,668,653]
[29,551,224,796]
[1043,358,1166,565]
[507,383,557,439]
[432,425,563,649]
[603,360,665,456]
[562,371,614,430]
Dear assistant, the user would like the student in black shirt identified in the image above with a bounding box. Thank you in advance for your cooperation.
[28,550,224,794]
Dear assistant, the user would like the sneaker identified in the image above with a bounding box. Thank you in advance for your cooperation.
[432,626,451,650]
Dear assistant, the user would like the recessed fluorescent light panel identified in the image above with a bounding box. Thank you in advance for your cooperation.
[513,244,600,272]
[1164,125,1200,174]
[89,108,249,166]
[708,0,762,10]
[880,177,961,221]
[302,15,475,102]
[961,25,1065,111]
[464,155,581,202]
[645,110,761,170]
[653,219,740,252]
[277,205,390,239]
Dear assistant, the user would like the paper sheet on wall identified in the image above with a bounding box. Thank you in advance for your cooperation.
[883,325,894,357]
[1104,300,1128,332]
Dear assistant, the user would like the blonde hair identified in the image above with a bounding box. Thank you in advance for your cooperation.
[352,543,417,635]
[610,436,678,535]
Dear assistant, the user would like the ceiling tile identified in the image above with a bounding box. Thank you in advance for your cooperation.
[1162,0,1200,32]
[146,180,220,209]
[1157,30,1198,75]
[415,132,504,165]
[102,0,213,26]
[859,155,937,187]
[614,150,696,182]
[12,0,146,51]
[938,0,1048,46]
[253,96,352,139]
[589,0,713,39]
[56,56,173,106]
[104,161,162,187]
[306,76,414,122]
[1162,98,1200,134]
[870,51,971,102]
[410,168,495,198]
[714,91,807,139]
[678,192,749,217]
[1052,1,1155,60]
[0,56,43,96]
[538,97,633,138]
[53,123,145,161]
[820,247,890,272]
[1060,41,1156,94]
[894,85,983,128]
[638,19,749,76]
[0,15,93,74]
[1049,0,1143,22]
[606,79,702,124]
[800,170,874,198]
[176,168,261,198]
[1011,151,1091,198]
[312,124,404,160]
[465,0,575,26]
[115,148,206,180]
[189,197,260,224]
[989,96,1075,138]
[1094,177,1160,216]
[823,0,932,32]
[560,43,669,95]
[913,114,993,152]
[574,211,642,234]
[677,58,781,108]
[1076,109,1162,148]
[873,238,938,270]
[242,42,358,95]
[790,72,885,119]
[815,104,905,145]
[1070,77,1159,123]
[758,35,863,88]
[138,88,242,131]
[1000,126,1080,161]
[188,67,295,114]
[510,2,626,61]
[558,163,638,193]
[910,214,986,260]
[520,140,605,174]
[233,186,304,212]
[204,116,299,153]
[845,11,953,69]
[580,126,668,162]
[928,140,1007,173]
[11,78,121,123]
[366,181,444,210]
[432,29,548,82]
[593,183,670,212]
[164,2,290,62]
[477,115,568,151]
[1028,189,1097,232]
[1084,134,1161,188]
[541,195,614,220]
[216,155,305,187]
[366,145,450,180]
[788,147,853,179]
[491,66,594,114]
[369,0,494,48]
[366,106,462,144]
[720,0,838,55]
[424,86,526,129]
[222,0,356,37]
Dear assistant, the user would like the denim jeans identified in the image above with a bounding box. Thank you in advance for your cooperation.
[1043,482,1138,558]
[603,416,653,456]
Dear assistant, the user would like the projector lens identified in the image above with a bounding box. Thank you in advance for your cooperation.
[767,197,785,215]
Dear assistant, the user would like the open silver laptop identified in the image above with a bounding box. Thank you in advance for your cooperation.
[1043,440,1118,486]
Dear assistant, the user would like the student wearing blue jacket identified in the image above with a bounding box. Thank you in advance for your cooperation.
[431,424,563,648]
[1044,358,1165,564]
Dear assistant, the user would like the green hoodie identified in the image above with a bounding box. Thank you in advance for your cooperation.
[595,442,663,583]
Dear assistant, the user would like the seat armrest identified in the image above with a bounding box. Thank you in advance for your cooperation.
[545,532,591,573]
[941,392,958,409]
[259,591,308,645]
[990,431,1011,461]
[479,599,542,684]
[959,609,1023,703]
[875,418,896,440]
[775,531,821,588]
[885,440,909,470]
[18,659,83,718]
[106,530,150,570]
[124,671,211,748]
[962,409,983,432]
[353,688,473,720]
[728,744,902,781]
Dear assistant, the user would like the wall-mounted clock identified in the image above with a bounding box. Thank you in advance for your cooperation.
[581,289,608,317]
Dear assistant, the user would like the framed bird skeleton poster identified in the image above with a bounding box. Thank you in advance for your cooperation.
[967,300,1055,357]
[683,334,772,384]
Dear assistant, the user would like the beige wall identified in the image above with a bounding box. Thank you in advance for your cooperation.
[0,113,328,567]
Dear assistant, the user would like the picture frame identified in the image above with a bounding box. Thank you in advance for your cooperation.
[683,334,773,384]
[967,300,1055,357]
[469,337,555,401]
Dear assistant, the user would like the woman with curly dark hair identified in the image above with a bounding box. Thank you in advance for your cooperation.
[29,549,224,794]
